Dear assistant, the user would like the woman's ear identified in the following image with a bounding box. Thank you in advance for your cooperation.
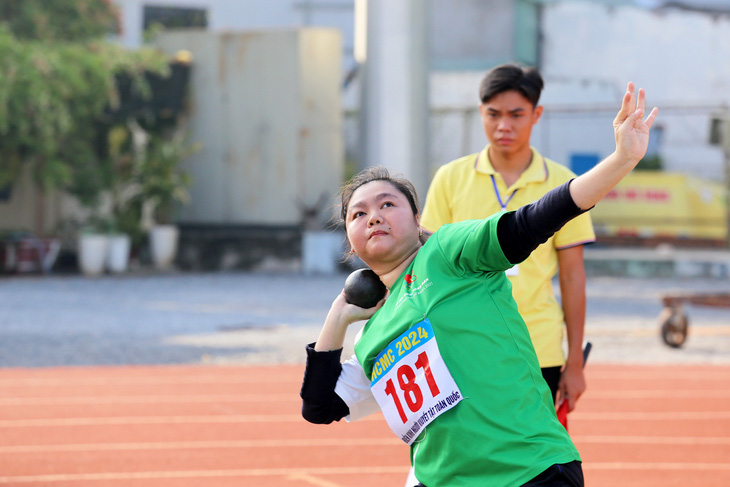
[415,214,425,239]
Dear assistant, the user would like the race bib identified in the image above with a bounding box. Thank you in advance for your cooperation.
[369,319,463,445]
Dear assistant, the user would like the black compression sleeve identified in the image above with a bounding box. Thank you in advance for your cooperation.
[497,180,589,264]
[300,343,350,424]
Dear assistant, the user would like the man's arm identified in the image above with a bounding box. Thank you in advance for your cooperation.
[557,245,587,412]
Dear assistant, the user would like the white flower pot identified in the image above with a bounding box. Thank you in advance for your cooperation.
[78,234,109,277]
[150,224,179,270]
[106,234,131,273]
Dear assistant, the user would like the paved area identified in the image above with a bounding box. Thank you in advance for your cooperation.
[1,270,728,368]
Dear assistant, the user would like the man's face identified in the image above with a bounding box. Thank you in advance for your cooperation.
[478,90,543,158]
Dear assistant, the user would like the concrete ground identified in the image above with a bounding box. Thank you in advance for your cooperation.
[1,267,728,368]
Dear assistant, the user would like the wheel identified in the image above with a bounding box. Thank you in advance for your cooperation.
[658,307,688,348]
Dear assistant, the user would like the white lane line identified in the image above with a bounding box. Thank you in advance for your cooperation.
[0,374,301,387]
[572,411,730,421]
[287,473,348,487]
[0,467,410,484]
[2,389,728,405]
[1,410,725,428]
[0,394,296,405]
[0,371,726,388]
[0,414,381,428]
[587,389,730,399]
[1,463,729,484]
[586,371,730,382]
[0,437,401,453]
[0,414,383,428]
[1,435,727,454]
[0,466,409,484]
[572,435,730,446]
[584,462,730,471]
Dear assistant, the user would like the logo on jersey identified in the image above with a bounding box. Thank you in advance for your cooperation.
[395,275,432,309]
[404,274,417,289]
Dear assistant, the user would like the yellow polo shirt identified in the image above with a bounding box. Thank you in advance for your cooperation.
[421,146,595,367]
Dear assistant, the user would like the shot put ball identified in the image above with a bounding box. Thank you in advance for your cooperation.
[344,268,387,308]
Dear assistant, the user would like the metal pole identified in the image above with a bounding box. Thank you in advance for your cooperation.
[360,0,429,197]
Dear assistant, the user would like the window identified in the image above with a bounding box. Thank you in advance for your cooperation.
[143,5,208,31]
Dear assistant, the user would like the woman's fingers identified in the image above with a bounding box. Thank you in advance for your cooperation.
[636,87,646,116]
[616,84,658,132]
[613,83,635,127]
[645,106,659,129]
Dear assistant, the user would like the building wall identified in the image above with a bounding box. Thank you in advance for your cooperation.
[6,1,730,237]
[429,0,518,70]
[113,0,356,66]
[540,1,730,179]
[153,30,344,227]
[426,2,730,184]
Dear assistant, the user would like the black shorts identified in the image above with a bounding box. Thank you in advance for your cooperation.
[542,366,562,403]
[521,461,584,487]
[414,461,584,487]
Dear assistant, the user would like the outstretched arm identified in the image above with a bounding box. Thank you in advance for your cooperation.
[570,83,658,210]
[498,83,658,264]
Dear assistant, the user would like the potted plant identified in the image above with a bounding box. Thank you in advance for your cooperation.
[73,123,140,276]
[104,125,143,273]
[77,216,112,277]
[133,125,196,270]
[67,141,114,277]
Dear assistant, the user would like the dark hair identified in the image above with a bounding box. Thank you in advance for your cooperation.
[340,166,420,222]
[478,63,544,107]
[339,166,430,255]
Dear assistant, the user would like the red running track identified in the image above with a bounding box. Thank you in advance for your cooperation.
[0,364,728,486]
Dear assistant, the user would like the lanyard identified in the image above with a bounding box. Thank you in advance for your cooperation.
[490,175,518,210]
[476,151,539,210]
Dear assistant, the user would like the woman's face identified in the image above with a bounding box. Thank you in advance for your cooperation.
[345,180,421,266]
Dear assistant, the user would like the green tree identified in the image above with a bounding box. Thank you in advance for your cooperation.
[0,0,118,42]
[0,0,170,234]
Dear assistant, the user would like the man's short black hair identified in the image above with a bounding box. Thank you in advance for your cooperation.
[479,64,544,107]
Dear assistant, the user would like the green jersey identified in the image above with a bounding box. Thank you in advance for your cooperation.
[354,215,580,486]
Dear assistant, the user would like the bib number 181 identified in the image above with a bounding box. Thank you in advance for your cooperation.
[383,351,440,423]
[370,319,463,445]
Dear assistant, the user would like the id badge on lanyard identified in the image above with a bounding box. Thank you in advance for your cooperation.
[369,319,463,445]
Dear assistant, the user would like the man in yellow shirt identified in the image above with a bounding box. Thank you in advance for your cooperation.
[421,64,595,412]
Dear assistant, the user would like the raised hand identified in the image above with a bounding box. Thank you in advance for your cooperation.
[568,83,659,210]
[613,82,659,166]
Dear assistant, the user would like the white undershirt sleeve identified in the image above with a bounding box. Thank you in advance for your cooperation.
[335,354,381,422]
